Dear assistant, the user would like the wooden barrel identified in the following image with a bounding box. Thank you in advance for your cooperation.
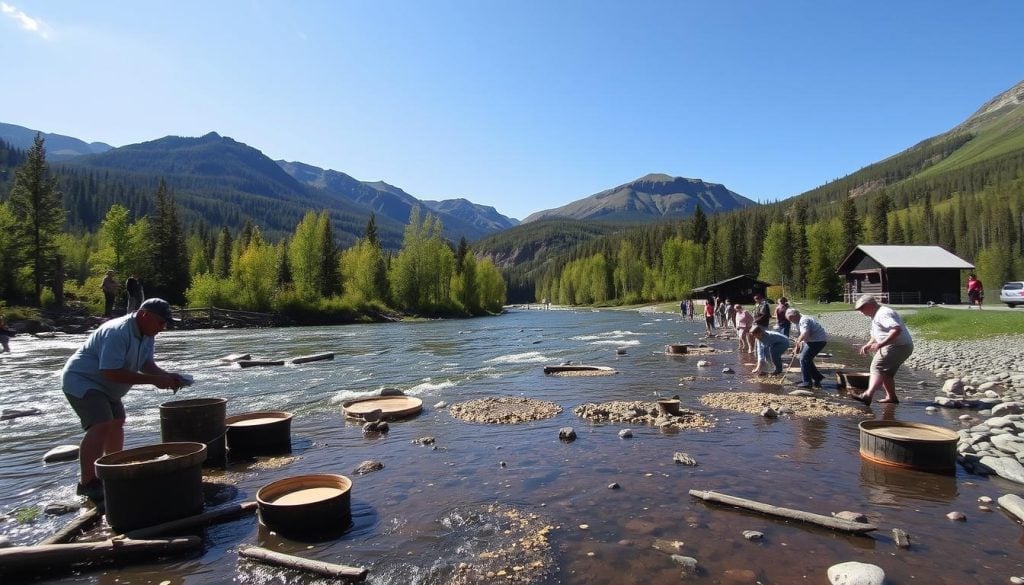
[95,442,207,533]
[657,399,682,416]
[257,474,352,540]
[226,411,293,454]
[160,398,227,466]
[858,420,959,472]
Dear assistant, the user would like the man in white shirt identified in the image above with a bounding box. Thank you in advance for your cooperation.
[852,295,914,406]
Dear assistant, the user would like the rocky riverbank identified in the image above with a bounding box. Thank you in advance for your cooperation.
[814,308,1024,485]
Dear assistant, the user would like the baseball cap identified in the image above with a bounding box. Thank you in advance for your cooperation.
[139,298,181,323]
[854,294,878,310]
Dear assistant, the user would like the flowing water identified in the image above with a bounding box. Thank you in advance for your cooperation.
[1,308,1022,584]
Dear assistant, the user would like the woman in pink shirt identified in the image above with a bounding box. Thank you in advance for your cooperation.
[734,304,753,353]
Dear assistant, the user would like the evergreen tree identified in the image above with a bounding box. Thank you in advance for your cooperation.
[149,179,191,304]
[364,213,379,247]
[454,236,469,275]
[791,201,809,297]
[276,239,292,286]
[7,134,65,305]
[317,211,339,297]
[690,205,709,244]
[213,227,233,278]
[869,193,891,244]
[840,194,861,256]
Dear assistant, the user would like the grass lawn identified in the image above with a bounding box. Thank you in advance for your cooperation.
[903,308,1024,340]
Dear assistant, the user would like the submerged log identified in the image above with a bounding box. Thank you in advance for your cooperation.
[688,489,877,534]
[36,507,103,546]
[237,360,285,368]
[238,545,367,581]
[0,537,201,573]
[123,501,257,539]
[291,353,335,364]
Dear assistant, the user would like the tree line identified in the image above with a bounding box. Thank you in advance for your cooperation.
[0,135,506,319]
[533,153,1024,305]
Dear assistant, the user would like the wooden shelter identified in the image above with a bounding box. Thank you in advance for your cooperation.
[836,245,974,304]
[691,275,771,305]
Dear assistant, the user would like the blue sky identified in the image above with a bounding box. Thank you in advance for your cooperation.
[2,1,1022,221]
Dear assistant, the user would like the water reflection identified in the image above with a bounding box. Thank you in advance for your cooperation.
[859,460,959,504]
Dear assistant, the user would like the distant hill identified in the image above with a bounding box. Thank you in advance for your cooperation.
[62,132,406,247]
[522,173,757,223]
[279,160,519,241]
[0,122,112,161]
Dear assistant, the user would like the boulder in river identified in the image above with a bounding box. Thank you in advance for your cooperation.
[42,445,79,463]
[827,561,885,585]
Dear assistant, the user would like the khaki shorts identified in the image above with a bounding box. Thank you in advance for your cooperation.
[871,343,914,375]
[65,390,126,431]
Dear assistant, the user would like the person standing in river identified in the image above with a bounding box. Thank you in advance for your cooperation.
[775,297,791,337]
[61,298,188,501]
[0,315,14,353]
[786,308,827,388]
[852,294,914,405]
[125,272,143,312]
[749,324,792,375]
[101,270,119,317]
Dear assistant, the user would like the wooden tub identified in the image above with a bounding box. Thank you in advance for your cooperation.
[836,370,871,390]
[859,420,959,472]
[226,411,293,453]
[257,474,352,540]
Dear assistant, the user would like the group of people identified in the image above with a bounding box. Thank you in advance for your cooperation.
[101,270,146,317]
[683,291,914,404]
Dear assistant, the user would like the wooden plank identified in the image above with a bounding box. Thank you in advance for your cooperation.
[688,489,877,534]
[36,507,103,546]
[238,545,367,581]
[122,501,257,539]
[0,537,201,572]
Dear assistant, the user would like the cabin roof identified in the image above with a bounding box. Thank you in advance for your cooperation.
[837,245,974,272]
[691,274,772,293]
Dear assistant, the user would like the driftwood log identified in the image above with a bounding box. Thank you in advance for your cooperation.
[0,537,201,573]
[238,545,367,581]
[36,507,103,546]
[688,489,877,534]
[123,501,258,539]
[237,360,285,368]
[998,494,1024,524]
[292,353,335,364]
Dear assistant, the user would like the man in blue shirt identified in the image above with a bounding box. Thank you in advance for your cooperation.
[786,308,828,388]
[749,324,792,375]
[62,298,188,501]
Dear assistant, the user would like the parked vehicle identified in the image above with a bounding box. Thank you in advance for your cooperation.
[1000,281,1024,308]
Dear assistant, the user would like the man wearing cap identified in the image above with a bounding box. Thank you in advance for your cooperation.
[786,308,827,388]
[852,294,914,405]
[61,298,188,501]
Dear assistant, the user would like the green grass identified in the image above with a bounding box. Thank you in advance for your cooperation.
[903,308,1024,340]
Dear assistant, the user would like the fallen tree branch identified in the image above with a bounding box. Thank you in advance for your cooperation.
[688,489,877,534]
[36,507,103,546]
[238,545,367,581]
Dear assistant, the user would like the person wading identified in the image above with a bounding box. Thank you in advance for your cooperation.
[61,298,188,501]
[851,294,914,406]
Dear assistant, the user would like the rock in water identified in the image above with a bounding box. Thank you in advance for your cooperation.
[1,407,42,421]
[43,445,79,463]
[559,427,577,441]
[354,460,384,475]
[827,561,885,585]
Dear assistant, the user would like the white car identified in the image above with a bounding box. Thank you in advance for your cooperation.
[1000,281,1024,308]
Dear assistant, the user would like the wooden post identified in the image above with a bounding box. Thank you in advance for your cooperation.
[36,507,103,546]
[0,537,201,573]
[688,489,877,534]
[238,545,367,581]
[123,501,257,539]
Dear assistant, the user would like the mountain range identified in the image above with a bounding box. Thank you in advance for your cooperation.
[0,122,751,246]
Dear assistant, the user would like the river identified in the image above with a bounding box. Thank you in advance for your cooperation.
[0,307,1021,584]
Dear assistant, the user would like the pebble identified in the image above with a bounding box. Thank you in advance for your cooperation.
[946,511,967,521]
[608,482,620,490]
[618,429,633,438]
[742,530,763,541]
[578,524,589,530]
[672,452,697,466]
[761,407,778,418]
[354,460,384,475]
[433,401,448,409]
[1010,576,1024,585]
[559,427,577,441]
[42,445,79,463]
[697,360,710,367]
[722,367,734,374]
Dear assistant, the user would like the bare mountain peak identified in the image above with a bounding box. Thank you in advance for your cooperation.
[958,79,1024,130]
